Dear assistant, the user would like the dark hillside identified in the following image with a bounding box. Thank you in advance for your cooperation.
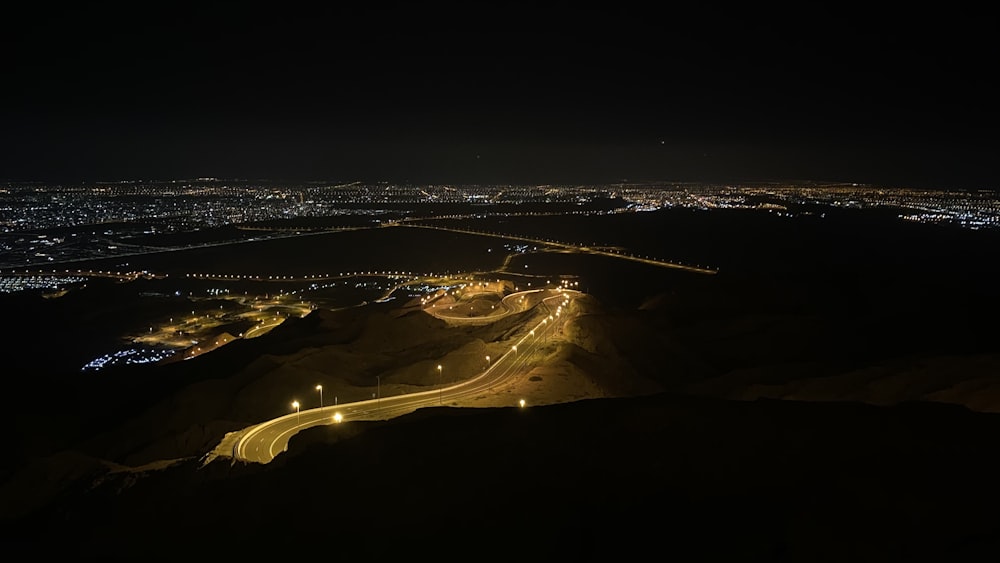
[4,393,1000,560]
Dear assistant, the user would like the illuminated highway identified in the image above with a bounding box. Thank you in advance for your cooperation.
[221,288,576,464]
[397,222,719,274]
[241,316,287,339]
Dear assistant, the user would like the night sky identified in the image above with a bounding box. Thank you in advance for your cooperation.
[2,6,997,189]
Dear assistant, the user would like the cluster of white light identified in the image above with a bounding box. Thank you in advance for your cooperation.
[5,268,148,278]
[0,275,86,293]
[899,212,999,230]
[81,346,177,371]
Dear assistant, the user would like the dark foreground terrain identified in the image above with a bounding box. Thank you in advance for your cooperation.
[4,392,1000,561]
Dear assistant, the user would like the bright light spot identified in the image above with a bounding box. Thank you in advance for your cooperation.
[333,412,343,423]
[519,399,526,408]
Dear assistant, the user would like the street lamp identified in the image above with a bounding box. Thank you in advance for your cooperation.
[512,345,517,356]
[316,384,323,408]
[485,355,491,369]
[376,375,381,410]
[437,364,443,404]
[292,400,300,423]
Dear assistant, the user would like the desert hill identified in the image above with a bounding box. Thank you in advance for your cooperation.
[5,272,1000,465]
[5,291,633,469]
[4,392,1000,560]
[3,251,1000,561]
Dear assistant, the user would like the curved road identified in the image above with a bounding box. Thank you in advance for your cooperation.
[425,287,545,325]
[229,288,577,464]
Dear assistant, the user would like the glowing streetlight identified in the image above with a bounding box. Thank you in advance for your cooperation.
[485,355,491,369]
[333,412,343,423]
[512,345,518,356]
[292,400,300,422]
[316,385,323,408]
[519,399,526,408]
[437,364,443,404]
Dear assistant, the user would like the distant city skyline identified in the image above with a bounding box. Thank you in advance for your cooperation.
[2,181,998,273]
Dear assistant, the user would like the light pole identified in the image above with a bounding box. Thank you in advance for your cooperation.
[437,364,443,404]
[512,345,517,357]
[292,400,300,423]
[485,355,491,370]
[376,375,381,411]
[316,384,323,408]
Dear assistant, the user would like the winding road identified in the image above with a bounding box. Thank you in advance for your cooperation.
[219,288,577,464]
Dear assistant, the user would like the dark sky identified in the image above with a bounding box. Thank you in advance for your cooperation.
[2,5,997,189]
